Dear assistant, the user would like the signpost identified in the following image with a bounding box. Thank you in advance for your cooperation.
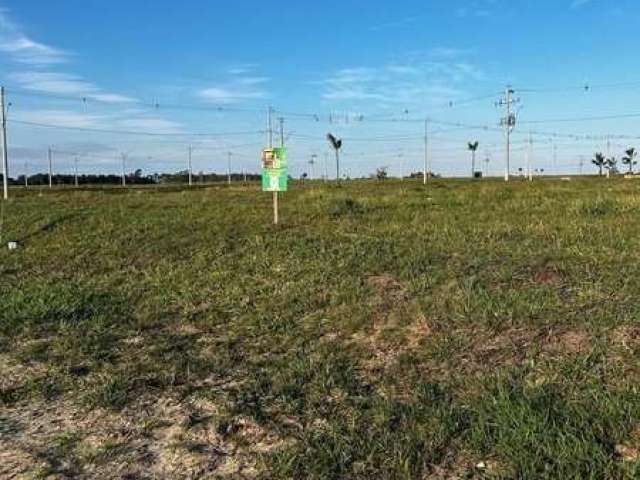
[261,146,287,225]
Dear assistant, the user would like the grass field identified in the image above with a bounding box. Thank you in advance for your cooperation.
[2,177,640,479]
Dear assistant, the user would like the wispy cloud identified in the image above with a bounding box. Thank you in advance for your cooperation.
[198,67,269,104]
[0,9,68,65]
[12,109,105,128]
[455,0,497,18]
[226,63,259,75]
[571,0,594,8]
[9,71,136,103]
[429,47,471,59]
[199,86,267,103]
[114,116,183,134]
[321,54,483,107]
[370,15,420,32]
[0,9,136,106]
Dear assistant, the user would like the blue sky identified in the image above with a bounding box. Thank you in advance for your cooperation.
[1,0,639,178]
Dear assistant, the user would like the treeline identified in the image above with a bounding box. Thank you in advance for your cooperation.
[6,173,155,186]
[2,170,261,186]
[158,171,261,184]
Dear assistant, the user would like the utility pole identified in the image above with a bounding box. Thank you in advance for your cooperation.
[1,86,8,200]
[527,132,533,181]
[188,145,193,186]
[48,147,53,189]
[324,152,328,182]
[310,154,317,180]
[499,86,518,182]
[552,139,557,176]
[579,156,584,175]
[227,151,232,185]
[278,117,284,148]
[24,160,28,188]
[121,153,126,187]
[267,106,274,148]
[605,135,611,179]
[424,118,429,184]
[74,156,79,188]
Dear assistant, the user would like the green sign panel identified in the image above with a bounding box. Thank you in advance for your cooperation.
[261,147,288,192]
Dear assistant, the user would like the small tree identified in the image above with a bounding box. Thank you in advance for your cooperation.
[467,141,479,178]
[592,152,606,176]
[622,147,637,174]
[605,157,618,176]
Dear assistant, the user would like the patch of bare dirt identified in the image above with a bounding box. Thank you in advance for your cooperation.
[0,392,286,479]
[436,326,593,378]
[615,426,640,462]
[611,326,640,350]
[351,274,431,373]
[530,267,565,286]
[542,329,592,354]
[509,265,566,289]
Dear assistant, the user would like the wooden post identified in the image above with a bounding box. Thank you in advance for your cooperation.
[273,191,278,225]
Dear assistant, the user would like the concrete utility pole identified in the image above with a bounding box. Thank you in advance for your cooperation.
[527,132,533,181]
[121,153,126,187]
[323,152,328,182]
[499,86,518,181]
[74,156,79,187]
[24,161,28,187]
[188,145,193,186]
[48,147,53,189]
[424,118,429,184]
[267,106,274,148]
[278,117,284,148]
[1,86,8,200]
[227,151,232,185]
[309,154,317,180]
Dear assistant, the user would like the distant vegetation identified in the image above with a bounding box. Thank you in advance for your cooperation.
[2,169,261,186]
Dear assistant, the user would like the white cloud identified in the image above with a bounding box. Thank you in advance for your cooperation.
[227,63,259,75]
[0,10,136,105]
[428,47,471,59]
[199,86,267,103]
[12,109,105,128]
[370,15,419,32]
[198,72,270,104]
[114,117,183,134]
[9,71,136,103]
[571,0,593,8]
[235,76,269,86]
[321,58,483,106]
[0,9,68,65]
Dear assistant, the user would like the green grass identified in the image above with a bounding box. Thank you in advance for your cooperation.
[2,178,640,478]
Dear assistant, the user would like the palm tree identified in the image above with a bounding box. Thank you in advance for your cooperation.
[622,147,637,174]
[326,133,343,182]
[606,157,618,176]
[592,152,606,176]
[468,141,479,178]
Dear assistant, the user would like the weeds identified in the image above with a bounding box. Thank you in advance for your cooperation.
[2,178,640,478]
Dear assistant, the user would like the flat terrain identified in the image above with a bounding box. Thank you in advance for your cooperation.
[2,178,640,479]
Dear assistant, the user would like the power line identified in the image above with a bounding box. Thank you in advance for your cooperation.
[8,119,264,138]
[5,87,267,114]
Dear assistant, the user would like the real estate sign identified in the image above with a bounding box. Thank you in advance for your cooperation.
[261,147,288,192]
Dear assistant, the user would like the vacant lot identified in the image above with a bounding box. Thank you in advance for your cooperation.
[2,178,640,479]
